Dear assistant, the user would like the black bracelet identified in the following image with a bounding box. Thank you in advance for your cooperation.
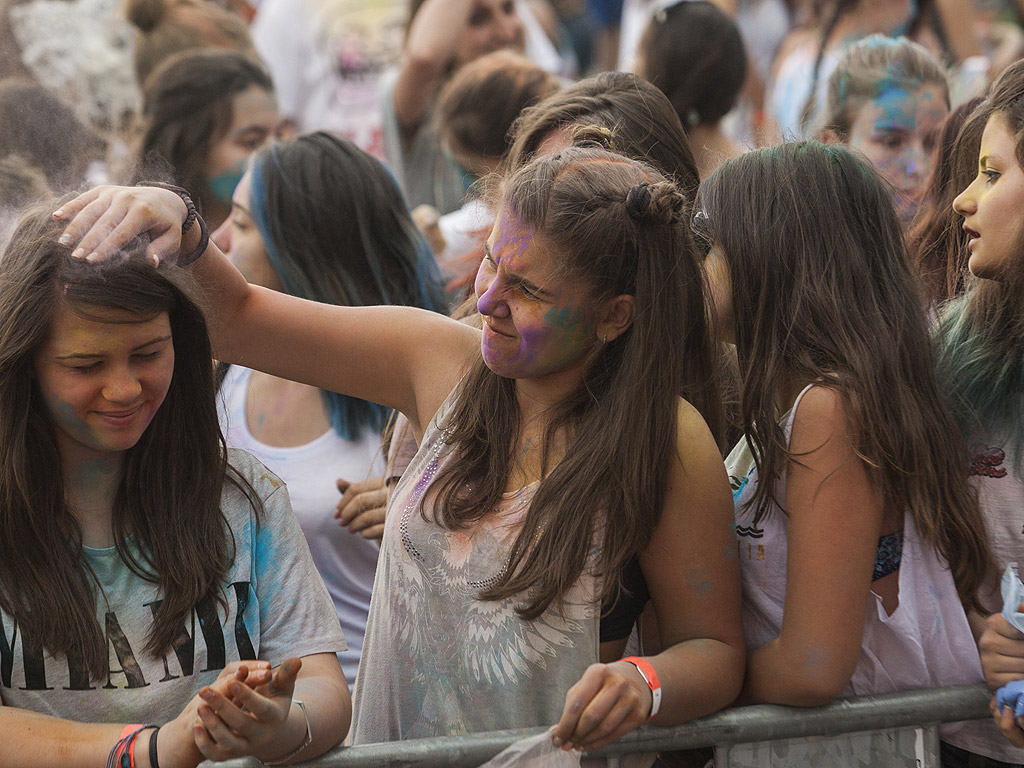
[149,725,160,768]
[137,182,209,266]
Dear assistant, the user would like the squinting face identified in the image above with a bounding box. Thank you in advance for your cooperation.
[846,82,948,221]
[474,208,598,381]
[34,306,175,465]
[212,170,285,292]
[953,113,1024,281]
[453,0,525,68]
[206,86,280,206]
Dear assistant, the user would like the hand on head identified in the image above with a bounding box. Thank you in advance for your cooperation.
[52,185,189,265]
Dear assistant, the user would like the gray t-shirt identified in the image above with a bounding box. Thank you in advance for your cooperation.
[0,449,347,723]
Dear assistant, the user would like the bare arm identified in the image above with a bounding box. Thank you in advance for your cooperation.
[0,662,270,768]
[54,186,480,434]
[394,0,475,132]
[552,399,745,750]
[193,654,350,764]
[742,386,885,706]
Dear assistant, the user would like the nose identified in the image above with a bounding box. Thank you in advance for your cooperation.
[211,217,232,253]
[499,10,524,47]
[476,275,510,318]
[952,179,976,217]
[102,368,143,405]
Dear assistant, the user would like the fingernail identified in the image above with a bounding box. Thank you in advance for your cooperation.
[85,252,100,263]
[199,689,214,702]
[551,736,563,747]
[58,233,72,246]
[71,248,84,259]
[52,209,64,219]
[148,253,160,267]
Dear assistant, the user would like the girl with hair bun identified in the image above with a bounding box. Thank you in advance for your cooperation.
[697,141,992,752]
[55,143,745,748]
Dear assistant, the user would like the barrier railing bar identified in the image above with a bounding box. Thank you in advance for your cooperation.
[209,684,994,768]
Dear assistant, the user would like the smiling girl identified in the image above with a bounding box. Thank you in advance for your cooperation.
[54,143,745,749]
[821,35,950,224]
[938,58,1024,765]
[0,204,350,767]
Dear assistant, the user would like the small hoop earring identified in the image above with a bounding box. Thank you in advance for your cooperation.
[601,334,608,344]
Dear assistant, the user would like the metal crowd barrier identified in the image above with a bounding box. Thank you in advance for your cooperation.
[211,684,994,768]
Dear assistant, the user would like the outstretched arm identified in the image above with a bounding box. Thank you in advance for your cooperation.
[54,186,480,434]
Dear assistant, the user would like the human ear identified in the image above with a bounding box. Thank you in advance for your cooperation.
[596,294,635,343]
[820,128,841,145]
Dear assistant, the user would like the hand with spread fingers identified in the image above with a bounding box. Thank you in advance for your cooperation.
[550,661,653,753]
[334,477,388,540]
[52,185,189,265]
[192,658,304,763]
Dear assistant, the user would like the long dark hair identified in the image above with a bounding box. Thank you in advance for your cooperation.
[137,49,272,213]
[429,146,715,618]
[0,203,257,678]
[248,132,447,440]
[908,97,984,305]
[936,59,1024,475]
[699,142,992,613]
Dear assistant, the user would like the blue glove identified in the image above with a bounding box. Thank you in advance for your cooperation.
[997,680,1024,718]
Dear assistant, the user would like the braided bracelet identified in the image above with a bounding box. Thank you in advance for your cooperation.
[138,182,210,266]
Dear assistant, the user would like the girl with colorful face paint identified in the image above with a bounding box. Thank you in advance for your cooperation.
[0,204,351,768]
[136,49,280,231]
[821,35,951,224]
[55,144,745,750]
[942,59,1024,763]
[696,142,994,755]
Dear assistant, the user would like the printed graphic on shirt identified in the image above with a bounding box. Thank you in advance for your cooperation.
[970,444,1009,479]
[1,582,257,694]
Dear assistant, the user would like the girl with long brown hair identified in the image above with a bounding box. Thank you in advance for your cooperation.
[54,143,745,749]
[696,141,992,750]
[942,58,1024,765]
[0,204,350,767]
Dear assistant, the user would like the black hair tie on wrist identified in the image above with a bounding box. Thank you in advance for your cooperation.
[625,182,652,221]
[149,726,160,768]
[137,182,210,266]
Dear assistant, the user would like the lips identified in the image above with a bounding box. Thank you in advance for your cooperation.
[93,404,145,426]
[483,319,516,339]
[963,223,980,250]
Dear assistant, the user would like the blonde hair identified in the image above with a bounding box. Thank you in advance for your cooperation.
[822,35,949,140]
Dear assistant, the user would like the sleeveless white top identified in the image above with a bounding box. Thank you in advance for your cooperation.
[351,391,601,742]
[218,365,383,689]
[727,386,984,739]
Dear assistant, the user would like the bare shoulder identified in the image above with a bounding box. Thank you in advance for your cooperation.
[789,385,854,456]
[673,397,723,471]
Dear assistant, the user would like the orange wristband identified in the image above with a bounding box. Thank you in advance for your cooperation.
[621,656,662,722]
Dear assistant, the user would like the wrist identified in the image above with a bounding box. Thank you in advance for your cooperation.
[256,699,313,765]
[620,656,662,723]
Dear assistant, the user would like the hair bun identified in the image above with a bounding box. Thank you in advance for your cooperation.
[568,124,615,151]
[626,181,685,225]
[125,0,169,32]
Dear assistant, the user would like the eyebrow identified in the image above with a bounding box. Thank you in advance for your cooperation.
[484,242,554,299]
[56,335,172,360]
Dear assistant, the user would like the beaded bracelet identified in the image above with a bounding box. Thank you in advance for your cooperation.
[138,182,210,266]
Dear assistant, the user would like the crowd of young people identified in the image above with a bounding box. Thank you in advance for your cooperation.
[4,1,1024,767]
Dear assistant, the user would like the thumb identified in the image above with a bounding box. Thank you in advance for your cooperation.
[267,657,302,698]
